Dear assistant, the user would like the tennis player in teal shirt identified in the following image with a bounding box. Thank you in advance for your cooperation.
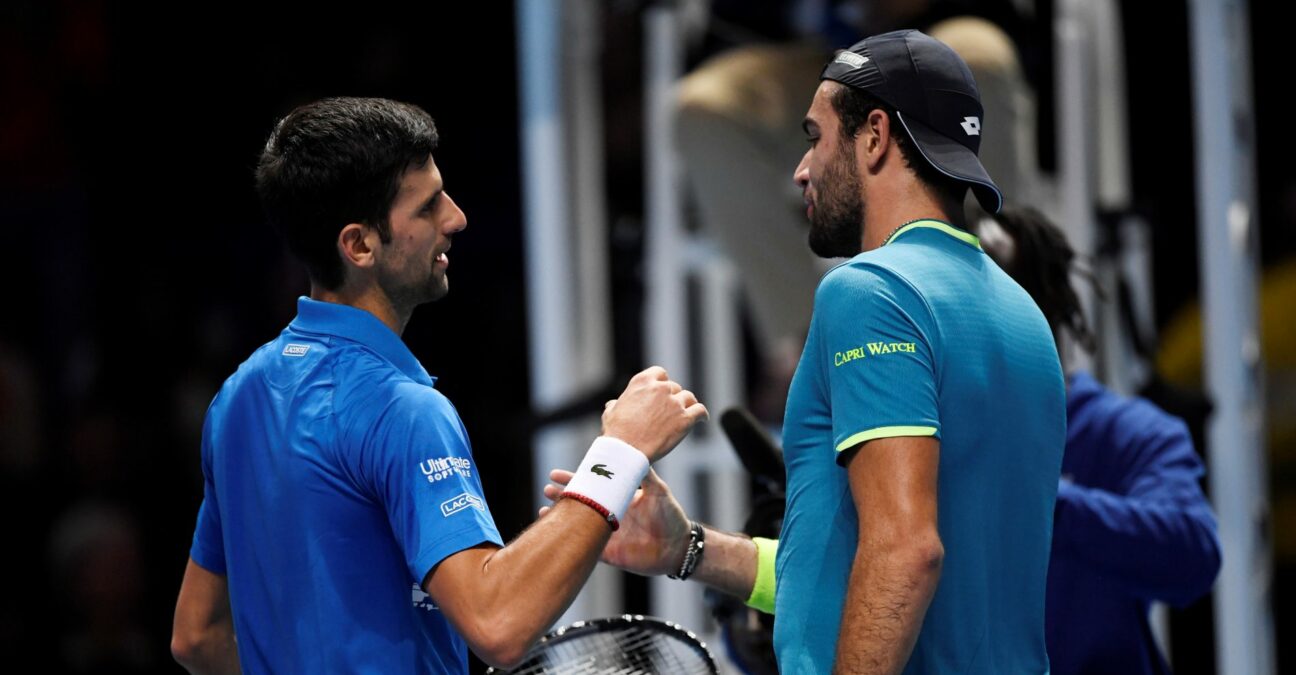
[548,30,1065,674]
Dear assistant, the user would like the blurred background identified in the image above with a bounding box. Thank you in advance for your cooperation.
[1,0,1292,673]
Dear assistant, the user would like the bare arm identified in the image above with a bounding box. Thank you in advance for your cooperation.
[425,500,612,668]
[689,528,760,599]
[426,367,707,669]
[172,559,240,675]
[833,436,943,675]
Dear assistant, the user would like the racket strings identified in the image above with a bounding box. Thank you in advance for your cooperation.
[506,624,713,674]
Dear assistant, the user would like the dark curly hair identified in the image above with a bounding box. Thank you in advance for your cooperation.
[976,205,1096,352]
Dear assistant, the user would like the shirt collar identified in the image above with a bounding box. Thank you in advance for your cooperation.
[289,296,437,387]
[882,219,983,250]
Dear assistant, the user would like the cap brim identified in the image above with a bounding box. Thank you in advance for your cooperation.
[895,111,1003,214]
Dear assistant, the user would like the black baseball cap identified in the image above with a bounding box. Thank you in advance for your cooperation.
[820,29,1003,213]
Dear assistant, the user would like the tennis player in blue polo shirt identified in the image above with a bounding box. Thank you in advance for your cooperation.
[547,31,1065,674]
[170,97,708,674]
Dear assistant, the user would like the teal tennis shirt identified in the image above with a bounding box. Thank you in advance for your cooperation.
[775,220,1065,674]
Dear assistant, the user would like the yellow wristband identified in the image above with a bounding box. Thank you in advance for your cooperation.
[745,537,778,614]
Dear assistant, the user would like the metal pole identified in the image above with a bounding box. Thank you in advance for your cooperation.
[1188,0,1274,673]
[517,0,618,625]
[1054,0,1097,374]
[643,4,702,633]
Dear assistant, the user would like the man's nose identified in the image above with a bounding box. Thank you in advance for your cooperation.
[444,193,468,233]
[793,149,811,189]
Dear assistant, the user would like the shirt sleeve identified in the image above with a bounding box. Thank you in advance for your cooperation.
[349,380,504,584]
[1053,400,1221,606]
[815,264,941,465]
[189,412,227,575]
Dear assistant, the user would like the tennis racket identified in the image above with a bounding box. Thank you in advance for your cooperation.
[486,614,718,674]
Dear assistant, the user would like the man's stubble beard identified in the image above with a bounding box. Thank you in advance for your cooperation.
[807,141,866,259]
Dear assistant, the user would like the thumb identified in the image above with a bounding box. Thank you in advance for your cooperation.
[641,468,668,493]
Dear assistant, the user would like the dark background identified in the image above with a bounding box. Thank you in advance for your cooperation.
[1,1,1291,673]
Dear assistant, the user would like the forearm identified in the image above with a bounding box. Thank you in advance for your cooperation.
[689,527,759,600]
[833,540,943,674]
[440,498,612,666]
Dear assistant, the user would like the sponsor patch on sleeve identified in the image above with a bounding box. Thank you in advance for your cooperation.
[440,492,485,518]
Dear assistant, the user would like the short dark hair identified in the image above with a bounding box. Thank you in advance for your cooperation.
[980,205,1095,352]
[829,85,968,220]
[255,97,439,290]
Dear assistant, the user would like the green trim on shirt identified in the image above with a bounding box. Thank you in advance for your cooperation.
[835,425,939,453]
[884,219,982,250]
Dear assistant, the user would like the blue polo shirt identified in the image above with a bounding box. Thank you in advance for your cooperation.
[775,220,1065,674]
[189,297,503,674]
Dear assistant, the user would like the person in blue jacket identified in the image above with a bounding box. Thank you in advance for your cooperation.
[975,204,1222,675]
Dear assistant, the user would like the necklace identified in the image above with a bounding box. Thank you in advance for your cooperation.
[881,219,923,247]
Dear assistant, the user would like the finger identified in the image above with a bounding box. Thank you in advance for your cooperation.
[548,469,574,484]
[542,483,563,501]
[641,468,667,491]
[668,381,683,395]
[685,401,709,422]
[538,506,551,518]
[637,365,668,382]
[673,389,698,408]
[604,399,617,411]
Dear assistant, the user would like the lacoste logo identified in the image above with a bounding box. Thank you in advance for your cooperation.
[440,492,484,518]
[591,464,615,479]
[960,116,981,136]
[833,52,868,69]
[283,343,310,357]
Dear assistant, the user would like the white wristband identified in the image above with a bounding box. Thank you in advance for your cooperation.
[563,436,651,528]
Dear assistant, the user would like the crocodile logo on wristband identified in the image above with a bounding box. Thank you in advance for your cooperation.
[591,464,615,479]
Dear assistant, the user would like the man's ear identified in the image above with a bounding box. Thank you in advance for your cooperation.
[859,108,894,172]
[337,223,380,271]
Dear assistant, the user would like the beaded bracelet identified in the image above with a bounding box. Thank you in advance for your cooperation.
[668,521,706,580]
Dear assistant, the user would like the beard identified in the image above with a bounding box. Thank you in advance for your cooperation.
[807,142,865,259]
[378,253,449,313]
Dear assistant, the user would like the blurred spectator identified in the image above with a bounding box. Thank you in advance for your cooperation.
[974,205,1221,675]
[49,502,159,673]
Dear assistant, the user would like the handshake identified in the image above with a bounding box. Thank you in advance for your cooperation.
[541,366,707,577]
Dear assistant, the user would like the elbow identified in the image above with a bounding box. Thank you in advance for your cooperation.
[472,634,531,671]
[462,613,535,670]
[1172,526,1223,606]
[1196,530,1223,593]
[880,531,944,583]
[170,629,202,670]
[912,535,945,581]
